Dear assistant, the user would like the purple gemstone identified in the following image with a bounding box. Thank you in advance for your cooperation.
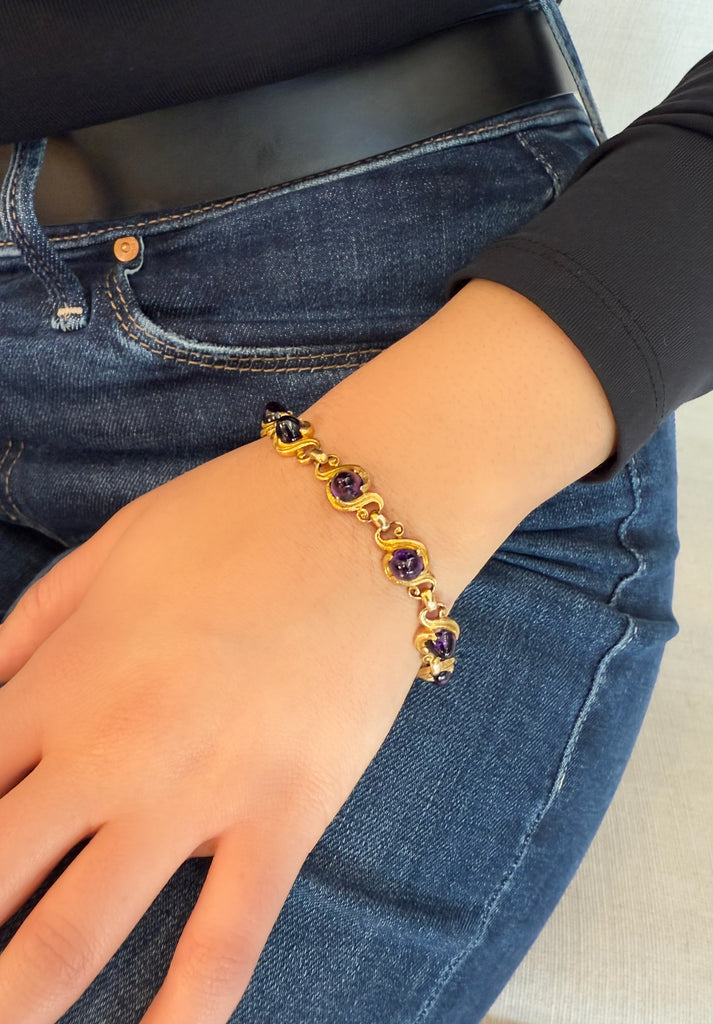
[426,628,457,659]
[431,668,453,685]
[389,547,424,581]
[275,415,302,444]
[330,470,364,501]
[263,401,289,423]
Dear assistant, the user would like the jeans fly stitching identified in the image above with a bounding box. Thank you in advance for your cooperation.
[105,269,386,372]
[416,454,644,1023]
[0,439,70,545]
[0,440,24,522]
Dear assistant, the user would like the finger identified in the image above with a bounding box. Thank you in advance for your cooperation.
[0,761,93,927]
[142,817,320,1024]
[0,499,145,682]
[0,816,187,1024]
[0,546,86,683]
[0,678,42,797]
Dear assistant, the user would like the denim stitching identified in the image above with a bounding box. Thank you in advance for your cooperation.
[514,127,563,194]
[416,454,645,1022]
[7,159,70,307]
[0,440,24,521]
[0,107,578,251]
[105,269,385,373]
[0,438,70,544]
[0,438,22,520]
[480,236,665,421]
[608,454,647,602]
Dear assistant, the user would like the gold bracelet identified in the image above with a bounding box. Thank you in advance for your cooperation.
[260,402,459,685]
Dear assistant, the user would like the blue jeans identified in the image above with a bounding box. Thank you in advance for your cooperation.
[0,3,678,1021]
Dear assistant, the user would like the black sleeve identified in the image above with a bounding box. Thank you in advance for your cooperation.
[446,51,713,483]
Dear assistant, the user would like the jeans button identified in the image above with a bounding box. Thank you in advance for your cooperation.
[114,235,140,262]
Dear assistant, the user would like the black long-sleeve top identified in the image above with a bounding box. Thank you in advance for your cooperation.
[1,1,711,482]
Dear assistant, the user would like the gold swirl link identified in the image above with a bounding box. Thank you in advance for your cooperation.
[260,405,459,684]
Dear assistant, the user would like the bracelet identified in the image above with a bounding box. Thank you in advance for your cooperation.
[260,401,460,685]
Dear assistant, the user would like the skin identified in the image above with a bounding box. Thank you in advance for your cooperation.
[0,279,616,1023]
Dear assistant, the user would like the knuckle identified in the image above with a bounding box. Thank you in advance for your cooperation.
[21,912,94,989]
[174,932,254,998]
[21,566,65,621]
[281,763,338,834]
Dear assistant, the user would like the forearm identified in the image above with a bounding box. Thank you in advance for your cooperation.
[298,278,617,608]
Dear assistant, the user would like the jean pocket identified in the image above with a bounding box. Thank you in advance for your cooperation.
[103,238,394,375]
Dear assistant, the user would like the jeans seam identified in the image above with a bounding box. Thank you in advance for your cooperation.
[0,439,25,522]
[0,106,580,253]
[609,452,647,604]
[0,439,70,545]
[514,127,563,194]
[105,268,387,372]
[415,454,644,1023]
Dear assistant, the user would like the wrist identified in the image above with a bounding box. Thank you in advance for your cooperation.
[221,433,421,653]
[298,278,616,603]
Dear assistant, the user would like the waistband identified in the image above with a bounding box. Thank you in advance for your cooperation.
[1,1,604,229]
[0,0,605,333]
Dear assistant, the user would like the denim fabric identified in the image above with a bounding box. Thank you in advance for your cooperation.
[0,11,678,1023]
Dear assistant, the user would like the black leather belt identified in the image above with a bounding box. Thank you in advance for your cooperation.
[27,5,576,226]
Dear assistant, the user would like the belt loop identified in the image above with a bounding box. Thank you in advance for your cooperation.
[0,138,89,331]
[537,0,608,145]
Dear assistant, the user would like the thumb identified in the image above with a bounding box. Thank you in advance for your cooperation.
[0,499,146,682]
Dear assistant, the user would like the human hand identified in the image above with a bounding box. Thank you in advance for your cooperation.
[0,434,423,1024]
